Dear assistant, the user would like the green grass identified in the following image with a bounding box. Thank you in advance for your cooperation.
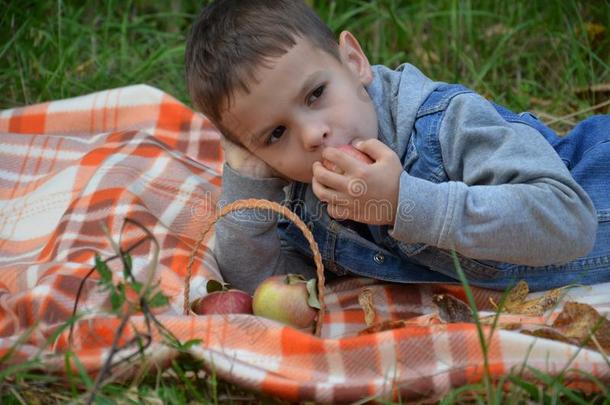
[2,0,609,130]
[2,0,610,403]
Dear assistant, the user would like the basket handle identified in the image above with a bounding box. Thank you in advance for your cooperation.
[184,198,326,337]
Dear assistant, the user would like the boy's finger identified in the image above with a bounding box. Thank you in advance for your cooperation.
[321,147,361,174]
[312,173,349,204]
[311,174,333,202]
[313,162,348,191]
[354,139,391,160]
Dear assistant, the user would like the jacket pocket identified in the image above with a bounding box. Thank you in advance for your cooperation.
[402,135,419,172]
[598,209,610,223]
[416,247,507,280]
[396,241,428,257]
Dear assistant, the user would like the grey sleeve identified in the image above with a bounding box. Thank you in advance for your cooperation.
[213,163,317,295]
[389,93,597,266]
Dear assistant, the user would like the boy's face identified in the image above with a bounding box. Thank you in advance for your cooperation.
[219,32,378,183]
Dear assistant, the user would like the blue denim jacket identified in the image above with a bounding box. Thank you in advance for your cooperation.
[276,83,610,291]
[215,64,610,293]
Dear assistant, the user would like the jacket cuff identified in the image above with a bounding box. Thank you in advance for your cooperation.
[388,171,453,246]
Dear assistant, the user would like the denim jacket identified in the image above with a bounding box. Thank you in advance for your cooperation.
[214,64,605,293]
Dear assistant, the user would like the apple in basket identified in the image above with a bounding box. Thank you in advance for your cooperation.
[322,144,373,174]
[191,280,253,315]
[252,274,321,332]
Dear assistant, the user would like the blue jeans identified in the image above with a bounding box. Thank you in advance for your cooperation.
[554,115,610,266]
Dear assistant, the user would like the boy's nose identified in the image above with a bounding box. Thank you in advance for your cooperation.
[301,122,330,151]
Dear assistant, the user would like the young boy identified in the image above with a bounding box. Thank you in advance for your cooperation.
[185,0,610,294]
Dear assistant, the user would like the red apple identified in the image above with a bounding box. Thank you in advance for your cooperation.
[322,144,373,174]
[252,274,320,332]
[191,289,253,315]
[192,279,253,315]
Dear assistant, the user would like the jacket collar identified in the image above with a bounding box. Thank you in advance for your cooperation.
[366,64,441,159]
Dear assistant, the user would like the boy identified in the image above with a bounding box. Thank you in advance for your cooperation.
[185,0,610,294]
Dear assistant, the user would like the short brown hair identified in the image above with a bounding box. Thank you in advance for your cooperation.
[185,0,339,142]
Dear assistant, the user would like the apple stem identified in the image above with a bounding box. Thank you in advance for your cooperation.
[185,198,326,337]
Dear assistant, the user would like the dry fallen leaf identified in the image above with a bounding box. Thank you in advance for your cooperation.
[432,294,474,323]
[574,83,610,95]
[484,23,509,38]
[490,280,564,316]
[585,22,606,42]
[358,320,408,335]
[553,301,610,352]
[518,288,564,316]
[521,327,576,346]
[520,302,610,355]
[479,315,522,331]
[491,280,529,314]
[358,288,376,327]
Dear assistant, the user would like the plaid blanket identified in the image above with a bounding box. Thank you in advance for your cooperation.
[1,86,608,403]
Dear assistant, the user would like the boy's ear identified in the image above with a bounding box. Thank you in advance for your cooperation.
[338,31,373,86]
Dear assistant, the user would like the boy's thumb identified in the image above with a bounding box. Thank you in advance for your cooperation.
[353,138,384,161]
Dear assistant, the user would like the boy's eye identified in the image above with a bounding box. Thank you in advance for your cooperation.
[267,126,286,145]
[307,85,325,105]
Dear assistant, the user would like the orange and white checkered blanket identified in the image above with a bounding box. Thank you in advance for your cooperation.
[1,85,608,403]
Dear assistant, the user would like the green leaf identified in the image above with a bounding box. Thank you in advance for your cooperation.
[95,254,112,284]
[131,281,143,294]
[439,383,485,404]
[508,375,540,401]
[123,252,132,269]
[306,278,321,309]
[206,279,224,293]
[180,338,202,350]
[122,252,133,279]
[66,350,94,389]
[149,291,169,308]
[111,287,125,312]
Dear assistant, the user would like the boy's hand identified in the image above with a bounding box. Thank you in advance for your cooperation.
[220,135,281,179]
[312,139,403,225]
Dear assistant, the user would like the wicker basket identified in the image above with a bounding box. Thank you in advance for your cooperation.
[184,198,326,336]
